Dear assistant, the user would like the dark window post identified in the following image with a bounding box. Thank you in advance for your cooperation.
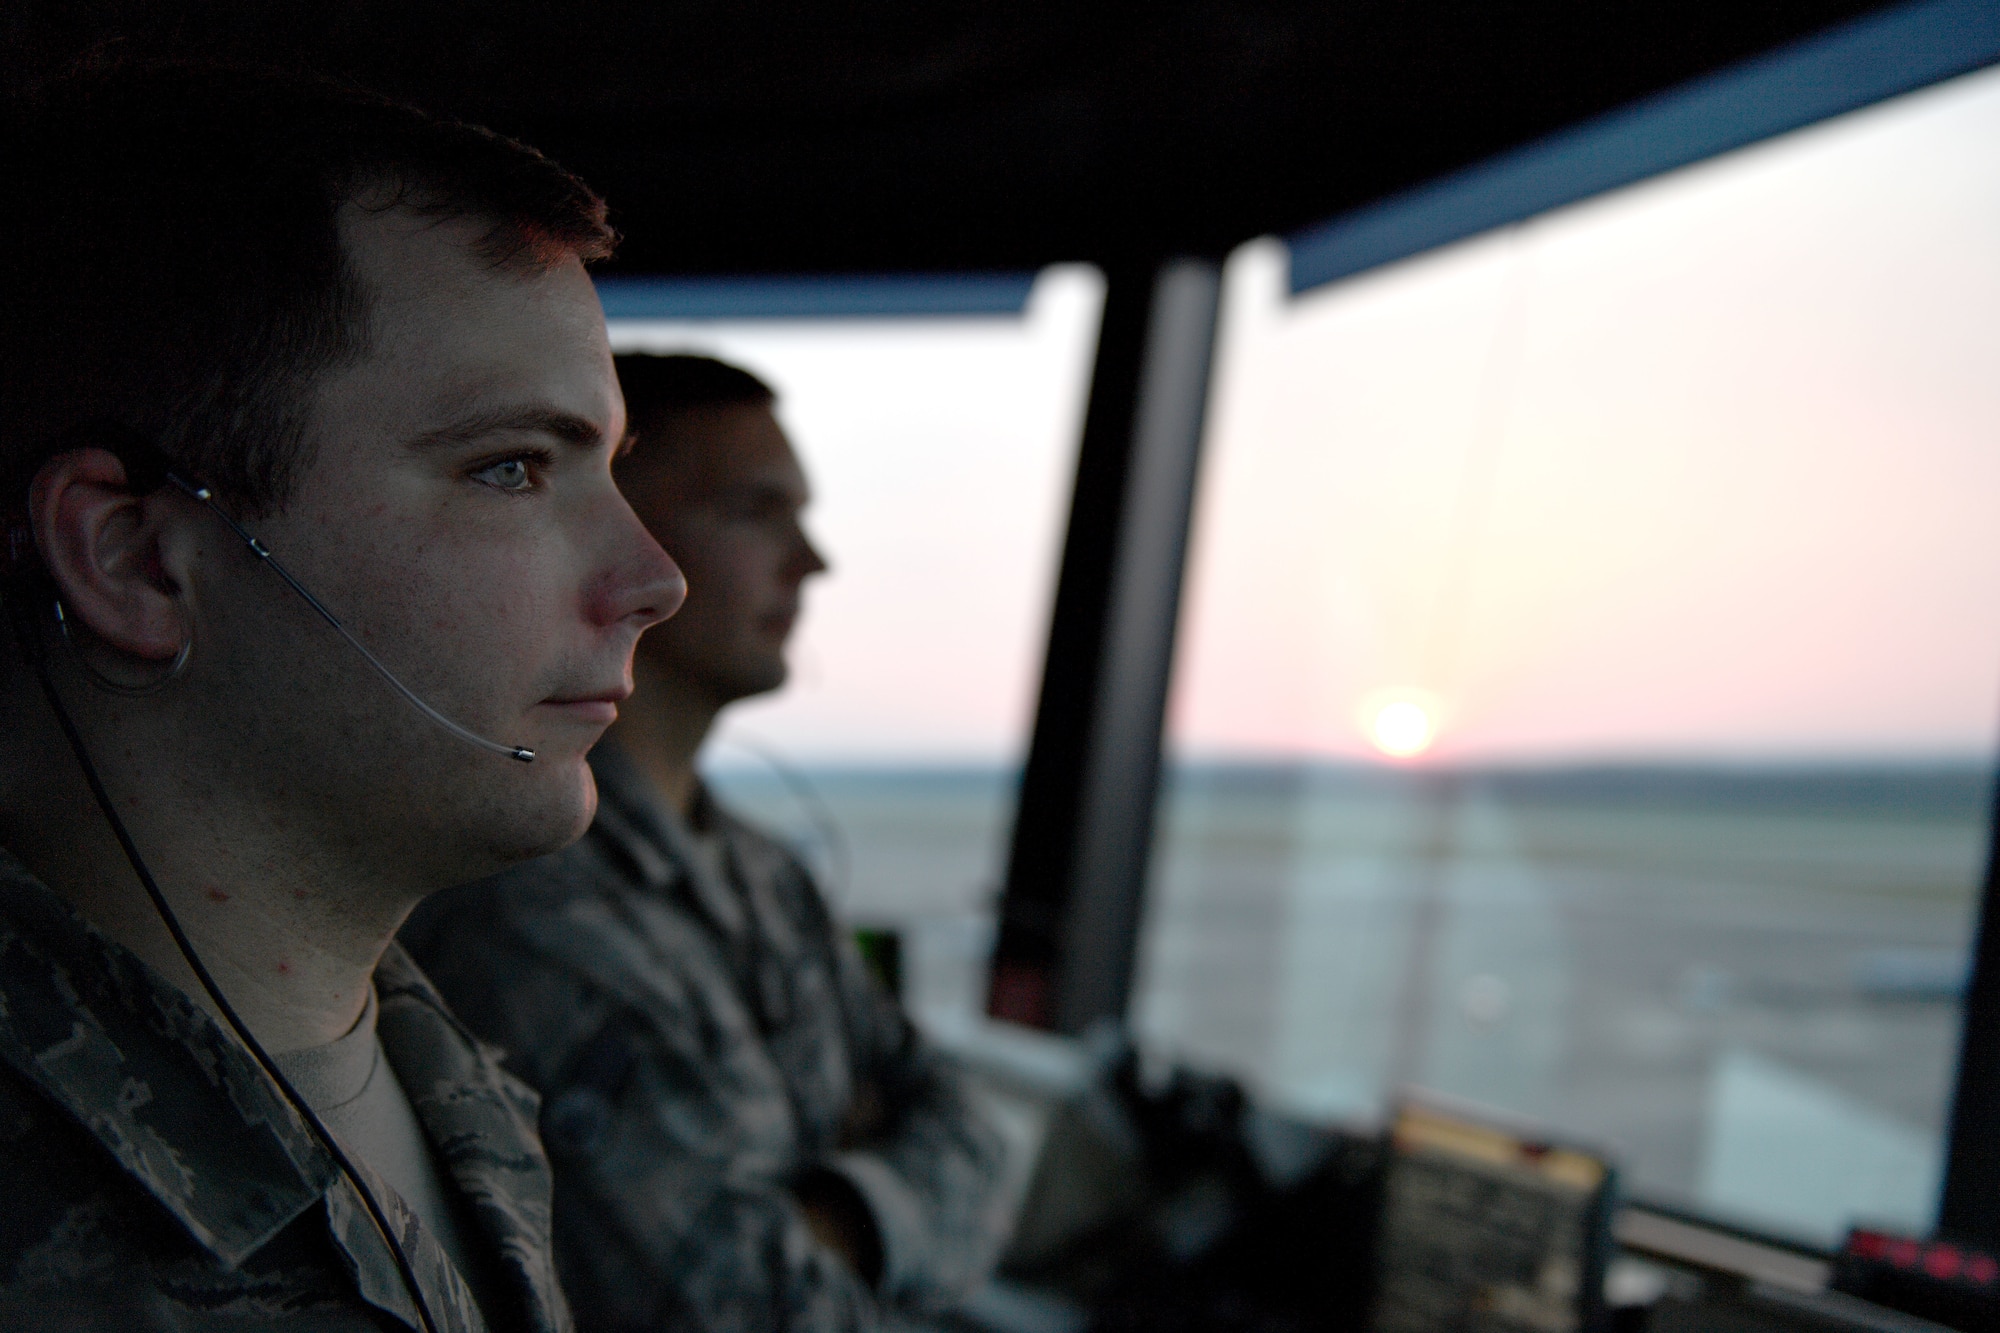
[988,256,1221,1035]
[1941,775,2000,1248]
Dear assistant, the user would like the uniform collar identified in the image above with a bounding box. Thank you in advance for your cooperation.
[0,849,334,1269]
[373,943,572,1333]
[585,742,812,1032]
[588,741,749,938]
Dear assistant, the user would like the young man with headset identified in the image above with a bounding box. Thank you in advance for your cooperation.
[0,65,683,1328]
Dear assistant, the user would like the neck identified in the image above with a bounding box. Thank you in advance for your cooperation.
[607,653,720,817]
[0,669,409,1054]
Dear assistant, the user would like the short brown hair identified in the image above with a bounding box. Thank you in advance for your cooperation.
[1,62,617,515]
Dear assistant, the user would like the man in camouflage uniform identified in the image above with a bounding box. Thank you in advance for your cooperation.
[0,66,684,1328]
[405,356,1010,1332]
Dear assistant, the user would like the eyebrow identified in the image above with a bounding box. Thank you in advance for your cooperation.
[406,404,610,452]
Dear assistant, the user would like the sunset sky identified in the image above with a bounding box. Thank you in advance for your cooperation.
[610,60,2000,767]
[1171,61,2000,765]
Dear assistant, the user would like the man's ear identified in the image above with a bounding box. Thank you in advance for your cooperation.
[29,448,189,662]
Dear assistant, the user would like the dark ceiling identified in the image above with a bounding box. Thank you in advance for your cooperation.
[3,0,1894,274]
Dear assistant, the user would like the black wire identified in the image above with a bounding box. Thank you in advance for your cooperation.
[5,593,443,1333]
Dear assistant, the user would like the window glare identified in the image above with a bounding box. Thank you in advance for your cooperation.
[1142,64,2000,1243]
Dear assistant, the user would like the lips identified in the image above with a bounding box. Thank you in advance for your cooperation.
[540,683,631,725]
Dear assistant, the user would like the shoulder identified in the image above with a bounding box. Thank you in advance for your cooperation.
[410,820,720,970]
[375,940,563,1115]
[704,794,834,919]
[403,825,664,996]
[397,843,719,1089]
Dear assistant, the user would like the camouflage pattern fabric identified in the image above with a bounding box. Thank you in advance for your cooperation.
[0,848,573,1333]
[403,743,1009,1333]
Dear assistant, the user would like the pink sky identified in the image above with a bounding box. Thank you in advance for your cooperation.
[1170,63,2000,765]
[602,64,2000,768]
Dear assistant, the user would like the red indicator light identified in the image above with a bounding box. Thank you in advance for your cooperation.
[1850,1231,1888,1260]
[1888,1240,1923,1268]
[1922,1245,1962,1280]
[1966,1253,1999,1286]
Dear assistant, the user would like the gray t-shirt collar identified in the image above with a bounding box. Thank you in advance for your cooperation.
[272,984,381,1113]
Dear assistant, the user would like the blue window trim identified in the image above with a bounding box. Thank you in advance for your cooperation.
[1287,0,2000,296]
[595,271,1037,320]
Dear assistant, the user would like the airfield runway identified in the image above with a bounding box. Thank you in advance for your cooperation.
[711,761,1990,1242]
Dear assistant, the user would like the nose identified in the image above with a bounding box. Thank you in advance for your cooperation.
[789,520,829,582]
[585,494,687,632]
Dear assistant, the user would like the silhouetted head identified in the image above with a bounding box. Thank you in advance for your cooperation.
[614,353,828,710]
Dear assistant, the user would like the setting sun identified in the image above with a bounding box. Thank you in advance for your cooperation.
[1366,697,1437,757]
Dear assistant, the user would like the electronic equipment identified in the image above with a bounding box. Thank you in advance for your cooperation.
[1370,1098,1616,1333]
[1832,1227,2000,1332]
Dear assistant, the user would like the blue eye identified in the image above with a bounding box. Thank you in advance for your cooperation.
[476,458,535,492]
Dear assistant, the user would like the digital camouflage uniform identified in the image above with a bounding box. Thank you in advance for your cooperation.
[403,743,1010,1333]
[0,848,572,1333]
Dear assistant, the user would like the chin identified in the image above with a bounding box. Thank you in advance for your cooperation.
[474,748,601,867]
[726,656,789,702]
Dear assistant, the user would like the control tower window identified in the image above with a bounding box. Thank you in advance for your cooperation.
[1137,64,2000,1245]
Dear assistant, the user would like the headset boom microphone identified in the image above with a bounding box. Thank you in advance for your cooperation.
[164,471,536,763]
